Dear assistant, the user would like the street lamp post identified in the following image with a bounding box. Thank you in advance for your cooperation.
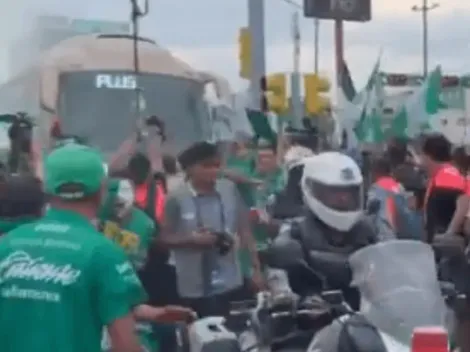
[314,18,319,74]
[412,0,439,78]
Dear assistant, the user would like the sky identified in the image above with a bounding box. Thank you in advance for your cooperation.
[0,0,469,91]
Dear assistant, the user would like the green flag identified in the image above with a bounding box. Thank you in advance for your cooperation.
[245,109,277,146]
[353,55,385,143]
[390,65,443,137]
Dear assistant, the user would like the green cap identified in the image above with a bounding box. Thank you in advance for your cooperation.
[45,144,106,199]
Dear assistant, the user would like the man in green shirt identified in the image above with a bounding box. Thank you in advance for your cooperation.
[99,177,158,351]
[247,141,285,273]
[100,178,156,270]
[221,135,264,279]
[222,132,261,207]
[252,141,285,210]
[100,177,196,352]
[0,144,145,352]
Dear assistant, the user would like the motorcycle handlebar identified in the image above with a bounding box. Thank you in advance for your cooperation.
[228,307,322,320]
[228,291,333,320]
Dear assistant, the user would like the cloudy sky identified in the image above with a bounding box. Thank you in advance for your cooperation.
[0,0,469,90]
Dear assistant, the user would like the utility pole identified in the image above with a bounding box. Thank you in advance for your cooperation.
[334,19,344,86]
[129,0,149,139]
[314,18,319,74]
[248,0,266,110]
[412,0,439,78]
[291,11,303,127]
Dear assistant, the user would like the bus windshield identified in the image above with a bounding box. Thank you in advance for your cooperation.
[57,71,211,156]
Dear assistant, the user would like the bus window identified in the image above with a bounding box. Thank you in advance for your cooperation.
[57,71,210,156]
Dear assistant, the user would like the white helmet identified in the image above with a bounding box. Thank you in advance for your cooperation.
[283,145,314,171]
[301,151,363,231]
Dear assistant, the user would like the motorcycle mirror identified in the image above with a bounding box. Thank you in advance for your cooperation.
[366,199,381,215]
[265,237,306,269]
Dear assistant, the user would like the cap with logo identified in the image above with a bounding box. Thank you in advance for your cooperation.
[45,144,106,199]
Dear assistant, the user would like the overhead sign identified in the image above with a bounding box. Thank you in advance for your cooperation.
[303,0,371,22]
[95,74,137,89]
[382,73,470,88]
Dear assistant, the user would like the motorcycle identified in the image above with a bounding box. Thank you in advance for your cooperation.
[264,221,355,304]
[186,290,348,352]
[183,232,357,352]
[307,240,452,352]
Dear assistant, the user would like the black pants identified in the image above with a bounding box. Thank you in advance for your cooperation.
[139,260,180,352]
[139,246,179,306]
[181,282,253,318]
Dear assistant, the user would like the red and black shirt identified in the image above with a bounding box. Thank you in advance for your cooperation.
[424,163,470,242]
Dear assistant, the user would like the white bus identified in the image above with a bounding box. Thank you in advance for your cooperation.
[0,33,213,162]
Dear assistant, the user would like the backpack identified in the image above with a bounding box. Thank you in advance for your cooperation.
[371,187,423,240]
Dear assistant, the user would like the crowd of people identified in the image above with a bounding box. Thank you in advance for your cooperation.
[0,123,470,351]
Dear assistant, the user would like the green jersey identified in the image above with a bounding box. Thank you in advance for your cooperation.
[239,168,285,277]
[102,207,155,270]
[0,218,37,234]
[0,208,146,352]
[252,168,285,249]
[226,155,256,207]
[253,168,285,208]
[100,179,158,352]
[101,207,158,352]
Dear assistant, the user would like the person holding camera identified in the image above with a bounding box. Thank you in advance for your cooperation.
[161,141,264,318]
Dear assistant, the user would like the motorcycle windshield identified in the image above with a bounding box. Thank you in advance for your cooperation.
[349,240,448,342]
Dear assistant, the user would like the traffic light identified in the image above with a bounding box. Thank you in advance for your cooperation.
[261,73,287,113]
[304,73,330,116]
[238,27,251,79]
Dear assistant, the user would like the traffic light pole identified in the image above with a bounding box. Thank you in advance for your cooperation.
[248,0,266,111]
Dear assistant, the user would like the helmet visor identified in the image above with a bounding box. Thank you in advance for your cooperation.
[304,177,362,212]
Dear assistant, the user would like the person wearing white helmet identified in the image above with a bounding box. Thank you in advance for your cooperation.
[272,151,377,308]
[301,151,364,231]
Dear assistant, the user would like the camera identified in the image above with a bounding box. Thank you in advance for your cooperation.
[6,112,34,174]
[144,115,166,141]
[213,231,234,256]
[9,112,33,153]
